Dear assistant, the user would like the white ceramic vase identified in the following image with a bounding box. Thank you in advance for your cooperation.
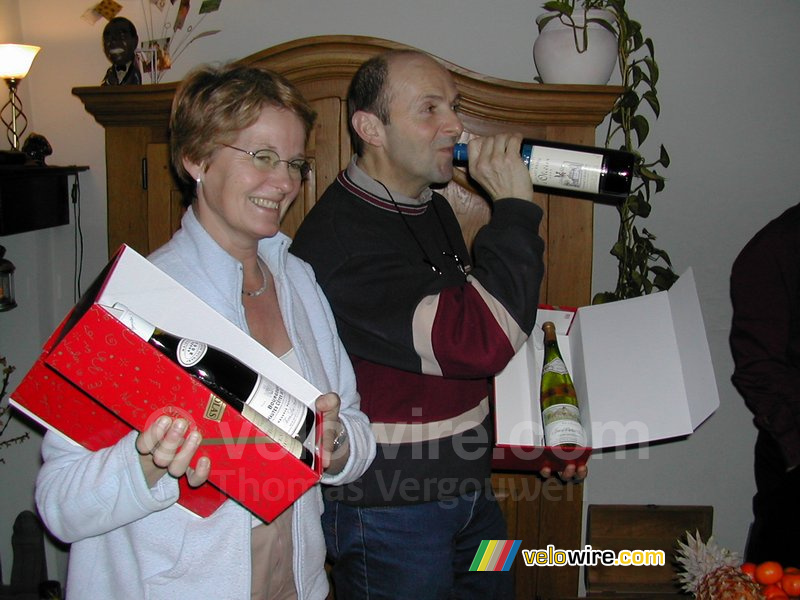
[533,9,618,85]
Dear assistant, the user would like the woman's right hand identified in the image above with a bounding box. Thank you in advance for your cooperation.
[135,416,210,489]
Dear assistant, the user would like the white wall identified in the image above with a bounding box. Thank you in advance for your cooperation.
[586,1,800,563]
[1,0,796,586]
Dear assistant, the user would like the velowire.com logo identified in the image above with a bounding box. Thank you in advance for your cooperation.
[469,540,522,572]
[471,541,666,572]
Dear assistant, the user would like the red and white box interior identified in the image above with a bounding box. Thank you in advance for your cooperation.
[492,269,720,472]
[11,245,323,522]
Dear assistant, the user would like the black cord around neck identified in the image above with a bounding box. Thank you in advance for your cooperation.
[374,179,467,279]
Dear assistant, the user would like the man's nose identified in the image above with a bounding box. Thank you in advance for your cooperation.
[443,109,464,137]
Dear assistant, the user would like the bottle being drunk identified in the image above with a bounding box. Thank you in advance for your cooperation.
[540,321,587,448]
[453,138,634,203]
[108,304,316,466]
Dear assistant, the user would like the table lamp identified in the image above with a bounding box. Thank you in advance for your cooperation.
[0,43,40,159]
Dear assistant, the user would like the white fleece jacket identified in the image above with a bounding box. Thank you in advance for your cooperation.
[35,207,375,599]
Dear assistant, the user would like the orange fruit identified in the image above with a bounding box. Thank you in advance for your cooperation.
[763,583,789,599]
[757,561,785,586]
[781,570,800,596]
[741,562,757,580]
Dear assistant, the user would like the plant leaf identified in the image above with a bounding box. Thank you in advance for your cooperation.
[635,197,652,218]
[651,267,679,290]
[638,164,661,181]
[592,291,618,305]
[649,248,672,265]
[659,144,670,167]
[187,29,221,43]
[542,1,573,16]
[645,55,659,85]
[536,14,560,31]
[619,89,639,109]
[645,38,655,58]
[642,90,660,117]
[630,22,644,49]
[632,114,650,145]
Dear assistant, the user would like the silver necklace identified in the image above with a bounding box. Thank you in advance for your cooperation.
[243,259,268,297]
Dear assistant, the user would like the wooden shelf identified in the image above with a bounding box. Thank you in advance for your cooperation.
[0,165,88,236]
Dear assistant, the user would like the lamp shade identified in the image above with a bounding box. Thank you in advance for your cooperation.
[0,44,40,80]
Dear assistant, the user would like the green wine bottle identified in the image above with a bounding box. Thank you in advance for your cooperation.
[540,321,587,447]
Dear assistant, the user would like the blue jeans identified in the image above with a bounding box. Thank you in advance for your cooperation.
[322,488,514,600]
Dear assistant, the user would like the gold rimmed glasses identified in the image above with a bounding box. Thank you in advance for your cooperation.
[220,143,311,180]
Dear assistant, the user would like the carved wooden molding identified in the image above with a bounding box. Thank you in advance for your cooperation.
[75,35,622,130]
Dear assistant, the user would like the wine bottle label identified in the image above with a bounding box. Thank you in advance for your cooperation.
[543,357,570,376]
[240,404,308,464]
[528,146,602,195]
[176,339,208,367]
[542,404,587,447]
[245,374,308,440]
[109,304,156,341]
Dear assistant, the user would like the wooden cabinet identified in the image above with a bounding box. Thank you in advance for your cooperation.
[74,35,621,598]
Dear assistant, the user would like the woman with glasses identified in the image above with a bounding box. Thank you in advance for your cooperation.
[35,63,375,600]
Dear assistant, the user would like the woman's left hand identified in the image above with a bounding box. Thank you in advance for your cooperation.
[315,393,348,473]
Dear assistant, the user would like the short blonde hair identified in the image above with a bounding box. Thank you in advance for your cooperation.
[170,63,316,192]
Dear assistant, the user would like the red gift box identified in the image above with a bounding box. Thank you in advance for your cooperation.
[11,245,323,522]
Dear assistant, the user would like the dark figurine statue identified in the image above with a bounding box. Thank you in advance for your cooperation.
[21,133,52,166]
[101,17,142,86]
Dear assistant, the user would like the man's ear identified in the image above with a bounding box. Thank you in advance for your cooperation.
[351,110,385,149]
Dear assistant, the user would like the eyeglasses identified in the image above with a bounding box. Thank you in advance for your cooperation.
[220,143,312,180]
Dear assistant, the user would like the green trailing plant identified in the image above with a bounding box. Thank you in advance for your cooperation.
[537,0,678,303]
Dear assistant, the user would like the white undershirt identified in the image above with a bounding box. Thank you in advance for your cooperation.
[251,347,300,528]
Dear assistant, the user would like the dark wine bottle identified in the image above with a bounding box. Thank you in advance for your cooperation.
[453,138,634,202]
[108,304,316,465]
[540,321,587,448]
